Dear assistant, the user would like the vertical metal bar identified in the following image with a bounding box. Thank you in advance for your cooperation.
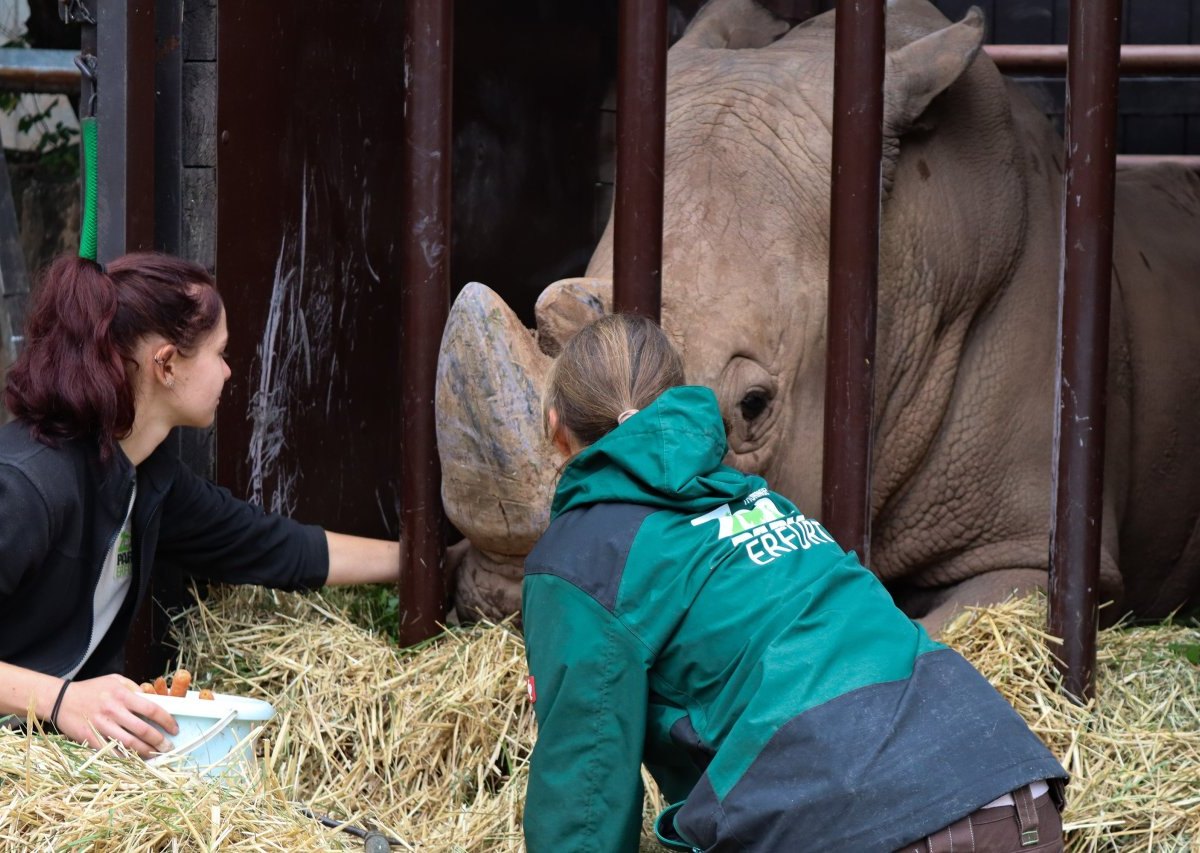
[78,0,97,217]
[821,0,885,563]
[96,0,156,260]
[399,0,453,646]
[91,0,159,679]
[1048,0,1122,703]
[612,0,667,322]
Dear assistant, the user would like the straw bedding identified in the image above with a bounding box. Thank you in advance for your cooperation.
[1,587,1196,851]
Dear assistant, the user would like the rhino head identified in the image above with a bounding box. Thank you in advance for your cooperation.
[437,0,1030,621]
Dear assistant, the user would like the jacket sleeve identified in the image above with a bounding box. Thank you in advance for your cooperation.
[523,573,650,853]
[154,459,328,591]
[0,463,51,597]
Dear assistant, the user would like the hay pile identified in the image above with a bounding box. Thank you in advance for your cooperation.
[0,726,351,850]
[940,598,1200,852]
[171,588,540,850]
[1,588,1196,851]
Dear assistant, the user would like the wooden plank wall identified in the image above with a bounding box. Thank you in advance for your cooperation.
[182,0,216,270]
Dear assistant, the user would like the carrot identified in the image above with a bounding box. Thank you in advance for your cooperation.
[139,682,156,694]
[153,676,168,696]
[168,668,191,697]
[198,689,215,700]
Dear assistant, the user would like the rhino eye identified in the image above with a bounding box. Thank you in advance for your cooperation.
[739,389,771,421]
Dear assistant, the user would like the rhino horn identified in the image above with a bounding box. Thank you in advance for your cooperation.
[436,282,556,557]
[534,277,612,357]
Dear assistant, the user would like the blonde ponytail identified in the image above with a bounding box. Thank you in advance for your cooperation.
[543,314,684,447]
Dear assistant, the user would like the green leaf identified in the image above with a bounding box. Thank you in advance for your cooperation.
[1168,643,1200,665]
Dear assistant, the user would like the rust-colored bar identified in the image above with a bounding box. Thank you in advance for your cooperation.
[612,0,667,322]
[0,68,78,94]
[399,0,453,646]
[1048,0,1123,703]
[1117,154,1200,171]
[0,48,79,93]
[821,0,885,563]
[986,44,1200,74]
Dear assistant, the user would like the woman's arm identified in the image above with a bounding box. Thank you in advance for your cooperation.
[523,576,651,853]
[156,457,403,590]
[323,531,403,586]
[0,661,178,757]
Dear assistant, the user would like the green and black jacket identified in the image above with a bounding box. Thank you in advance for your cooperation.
[522,386,1065,852]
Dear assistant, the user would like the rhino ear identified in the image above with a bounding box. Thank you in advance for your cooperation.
[679,0,790,50]
[884,7,984,135]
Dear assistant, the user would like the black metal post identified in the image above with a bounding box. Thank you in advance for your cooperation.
[612,0,667,322]
[821,0,885,563]
[75,0,97,224]
[78,0,160,679]
[96,0,156,260]
[1048,0,1123,703]
[399,0,453,646]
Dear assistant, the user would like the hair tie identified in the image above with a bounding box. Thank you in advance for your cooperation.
[49,678,71,729]
[617,409,639,425]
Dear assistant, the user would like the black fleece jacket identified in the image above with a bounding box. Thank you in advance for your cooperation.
[0,420,329,679]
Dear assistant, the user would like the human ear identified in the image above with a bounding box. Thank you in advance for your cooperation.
[152,344,178,389]
[547,408,574,459]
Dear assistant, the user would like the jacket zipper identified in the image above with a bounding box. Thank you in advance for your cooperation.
[65,478,136,678]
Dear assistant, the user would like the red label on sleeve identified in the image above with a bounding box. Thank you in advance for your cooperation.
[526,675,537,704]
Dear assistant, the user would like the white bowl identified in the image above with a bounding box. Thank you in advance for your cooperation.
[141,690,275,780]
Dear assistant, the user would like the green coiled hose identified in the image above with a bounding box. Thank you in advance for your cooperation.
[79,115,98,262]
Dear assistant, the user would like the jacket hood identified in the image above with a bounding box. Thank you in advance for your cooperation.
[550,385,760,519]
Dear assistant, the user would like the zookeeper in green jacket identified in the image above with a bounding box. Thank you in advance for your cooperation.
[523,313,1069,853]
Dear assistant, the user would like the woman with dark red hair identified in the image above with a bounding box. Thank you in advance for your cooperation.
[0,253,402,757]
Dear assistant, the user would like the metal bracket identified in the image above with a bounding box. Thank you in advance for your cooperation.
[74,53,97,117]
[59,0,96,26]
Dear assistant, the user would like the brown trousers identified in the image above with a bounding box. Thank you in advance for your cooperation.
[894,785,1064,853]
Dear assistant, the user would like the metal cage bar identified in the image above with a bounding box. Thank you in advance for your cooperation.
[821,0,885,562]
[612,0,668,321]
[1048,0,1124,702]
[0,48,80,93]
[399,0,454,646]
[986,44,1200,75]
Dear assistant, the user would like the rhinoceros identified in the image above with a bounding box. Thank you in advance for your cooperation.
[435,0,1200,634]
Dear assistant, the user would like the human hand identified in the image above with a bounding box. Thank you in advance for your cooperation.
[52,674,180,758]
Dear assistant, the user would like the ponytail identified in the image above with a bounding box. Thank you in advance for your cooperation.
[543,313,685,448]
[3,251,220,461]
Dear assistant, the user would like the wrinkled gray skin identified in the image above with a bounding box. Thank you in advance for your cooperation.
[436,0,1200,635]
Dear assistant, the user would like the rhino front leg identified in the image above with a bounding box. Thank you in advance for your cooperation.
[450,541,527,624]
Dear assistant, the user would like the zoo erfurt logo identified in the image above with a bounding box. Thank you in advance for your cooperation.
[691,493,836,566]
